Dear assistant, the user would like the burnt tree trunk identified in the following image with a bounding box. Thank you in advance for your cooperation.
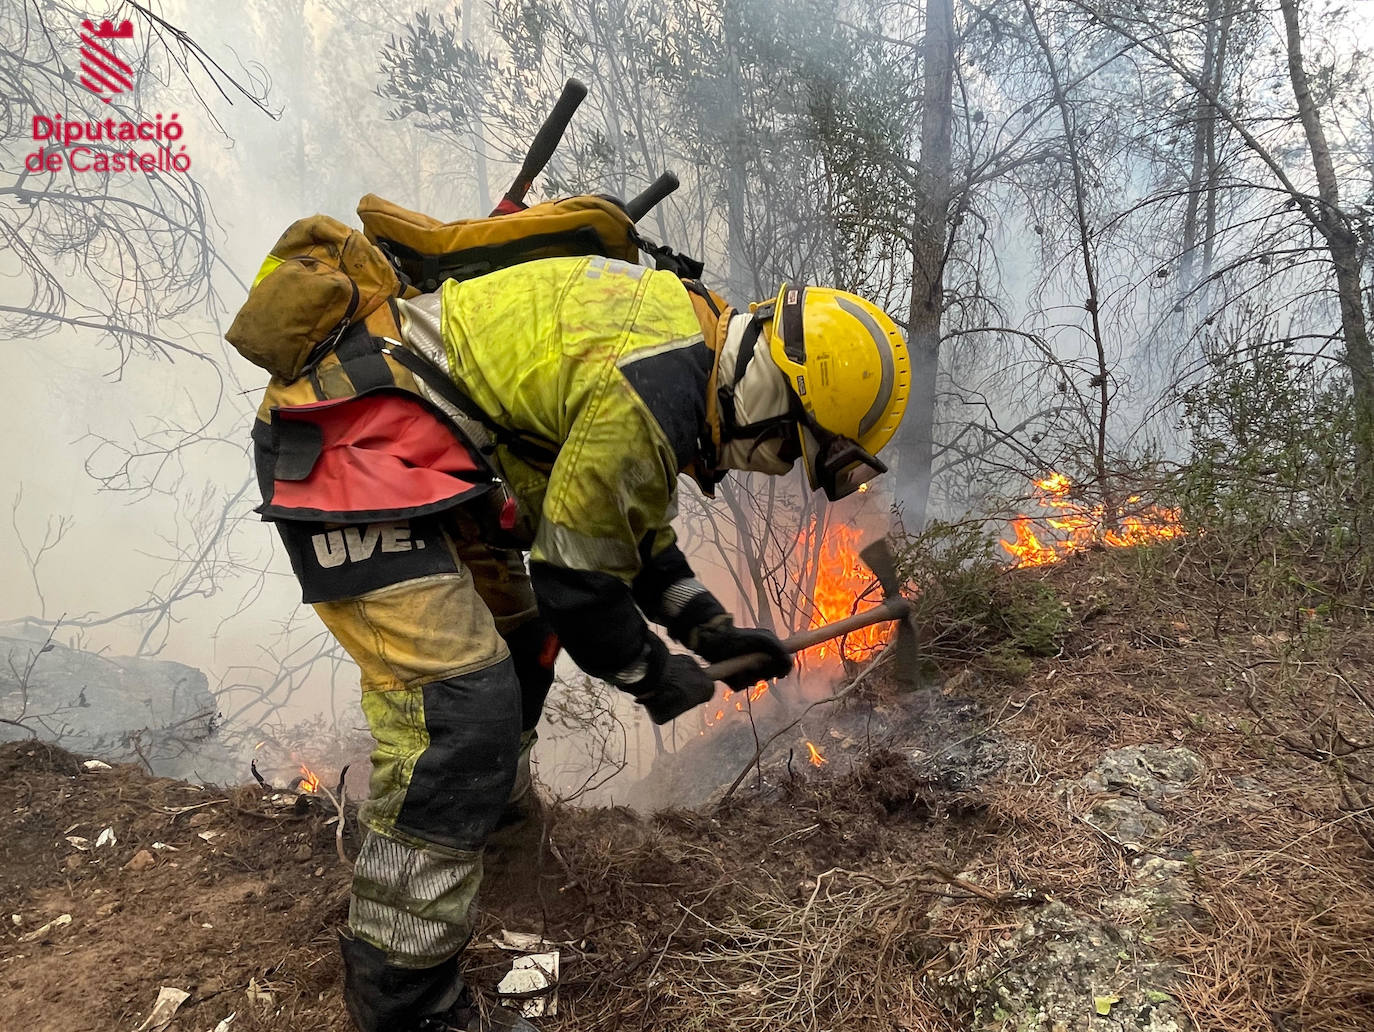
[1181,0,1232,293]
[1279,0,1374,485]
[894,0,954,529]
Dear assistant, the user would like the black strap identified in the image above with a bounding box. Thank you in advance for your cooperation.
[379,226,609,291]
[733,318,762,385]
[682,278,721,316]
[779,283,806,366]
[384,342,559,465]
[336,323,393,392]
[636,232,706,280]
[716,318,765,436]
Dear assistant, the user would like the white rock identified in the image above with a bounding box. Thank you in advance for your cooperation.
[18,913,71,942]
[496,951,559,1017]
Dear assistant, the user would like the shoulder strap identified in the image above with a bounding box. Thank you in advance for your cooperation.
[381,339,560,465]
[635,233,705,280]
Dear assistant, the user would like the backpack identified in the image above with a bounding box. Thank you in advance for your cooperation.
[359,192,641,293]
[228,79,706,535]
[227,192,703,387]
[225,214,401,382]
[228,77,700,388]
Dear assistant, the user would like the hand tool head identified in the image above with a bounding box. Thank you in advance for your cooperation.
[859,536,920,687]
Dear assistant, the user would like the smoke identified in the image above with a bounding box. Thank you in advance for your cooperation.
[4,0,1369,802]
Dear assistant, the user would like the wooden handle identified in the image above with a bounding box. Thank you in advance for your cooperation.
[701,597,912,683]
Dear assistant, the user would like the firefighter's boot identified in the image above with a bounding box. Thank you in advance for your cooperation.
[340,932,536,1032]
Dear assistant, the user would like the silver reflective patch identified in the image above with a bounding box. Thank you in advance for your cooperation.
[834,295,894,437]
[350,896,468,966]
[350,832,481,964]
[585,255,646,281]
[661,577,708,618]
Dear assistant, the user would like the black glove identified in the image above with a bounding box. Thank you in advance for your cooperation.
[688,616,793,690]
[635,654,717,725]
[617,636,716,725]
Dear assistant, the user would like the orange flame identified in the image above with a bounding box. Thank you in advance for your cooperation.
[706,682,771,727]
[298,764,321,794]
[1000,474,1182,568]
[805,740,827,766]
[805,524,893,664]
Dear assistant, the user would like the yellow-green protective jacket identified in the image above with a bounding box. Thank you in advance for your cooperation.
[420,254,725,680]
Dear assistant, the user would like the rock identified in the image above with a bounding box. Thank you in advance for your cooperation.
[19,913,72,942]
[1090,797,1169,850]
[124,849,157,873]
[1133,855,1192,890]
[0,623,218,779]
[1103,857,1195,928]
[974,743,1204,1028]
[1081,745,1204,801]
[936,900,1191,1031]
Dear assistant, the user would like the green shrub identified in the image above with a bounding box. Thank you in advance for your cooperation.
[892,520,1065,679]
[1173,314,1361,559]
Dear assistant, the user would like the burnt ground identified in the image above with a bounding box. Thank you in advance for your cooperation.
[3,541,1373,1032]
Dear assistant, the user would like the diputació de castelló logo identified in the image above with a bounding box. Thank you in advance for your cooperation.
[80,17,133,102]
[25,17,191,174]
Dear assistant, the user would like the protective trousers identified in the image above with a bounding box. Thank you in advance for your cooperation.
[274,506,557,1032]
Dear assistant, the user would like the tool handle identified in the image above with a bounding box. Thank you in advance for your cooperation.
[625,171,680,222]
[497,78,588,212]
[701,597,912,683]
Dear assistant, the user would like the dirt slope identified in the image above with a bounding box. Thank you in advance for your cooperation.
[3,543,1372,1032]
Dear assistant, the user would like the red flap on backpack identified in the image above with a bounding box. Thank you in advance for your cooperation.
[260,391,494,522]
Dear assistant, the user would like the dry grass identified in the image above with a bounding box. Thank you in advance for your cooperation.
[932,538,1374,1031]
[5,537,1374,1032]
[497,536,1374,1032]
[1169,800,1374,1032]
[565,868,956,1032]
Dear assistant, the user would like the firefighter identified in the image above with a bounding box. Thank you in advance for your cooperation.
[250,254,909,1032]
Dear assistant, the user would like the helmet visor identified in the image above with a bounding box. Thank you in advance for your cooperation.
[800,425,888,501]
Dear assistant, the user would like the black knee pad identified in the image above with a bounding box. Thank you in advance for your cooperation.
[394,658,522,850]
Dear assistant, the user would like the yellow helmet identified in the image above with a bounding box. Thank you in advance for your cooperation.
[758,284,911,500]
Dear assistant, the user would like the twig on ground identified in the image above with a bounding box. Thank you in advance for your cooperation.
[310,766,352,868]
[128,729,156,774]
[718,651,892,804]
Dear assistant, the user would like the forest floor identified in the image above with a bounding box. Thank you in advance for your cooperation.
[3,540,1373,1032]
